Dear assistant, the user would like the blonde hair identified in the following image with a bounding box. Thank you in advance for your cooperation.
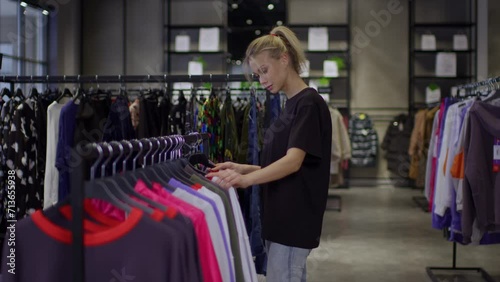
[244,26,306,80]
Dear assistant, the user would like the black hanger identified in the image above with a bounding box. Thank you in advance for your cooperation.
[28,87,39,99]
[73,87,85,103]
[14,88,25,102]
[481,80,500,103]
[1,88,11,101]
[56,88,73,103]
[187,134,215,170]
[95,142,157,214]
[83,143,132,212]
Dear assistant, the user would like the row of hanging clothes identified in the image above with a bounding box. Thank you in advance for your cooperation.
[422,78,500,245]
[1,134,261,282]
[0,82,283,276]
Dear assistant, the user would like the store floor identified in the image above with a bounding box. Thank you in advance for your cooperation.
[306,186,500,282]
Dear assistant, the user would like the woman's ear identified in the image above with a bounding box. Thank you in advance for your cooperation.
[280,52,289,66]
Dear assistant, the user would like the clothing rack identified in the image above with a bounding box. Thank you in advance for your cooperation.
[425,76,499,282]
[72,133,209,282]
[455,76,500,93]
[0,74,253,282]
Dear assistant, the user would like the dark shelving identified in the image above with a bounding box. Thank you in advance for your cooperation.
[413,76,474,80]
[166,51,228,55]
[302,76,349,80]
[165,24,225,29]
[413,50,475,53]
[414,23,475,28]
[408,0,477,115]
[289,24,349,29]
[305,50,350,54]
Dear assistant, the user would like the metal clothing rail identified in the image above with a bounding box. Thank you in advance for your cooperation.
[0,74,258,93]
[455,76,500,90]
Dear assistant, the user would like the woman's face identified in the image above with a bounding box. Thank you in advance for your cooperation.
[249,51,288,94]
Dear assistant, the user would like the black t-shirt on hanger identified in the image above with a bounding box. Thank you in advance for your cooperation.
[260,87,332,249]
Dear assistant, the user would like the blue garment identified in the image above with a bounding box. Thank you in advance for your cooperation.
[246,94,267,274]
[55,101,79,202]
[264,93,281,132]
[270,94,281,125]
[102,96,135,142]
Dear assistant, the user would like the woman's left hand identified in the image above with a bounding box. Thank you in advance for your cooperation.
[206,169,252,189]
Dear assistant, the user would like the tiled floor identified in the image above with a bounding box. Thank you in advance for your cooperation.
[305,187,500,282]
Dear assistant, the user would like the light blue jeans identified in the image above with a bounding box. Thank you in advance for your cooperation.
[266,241,312,282]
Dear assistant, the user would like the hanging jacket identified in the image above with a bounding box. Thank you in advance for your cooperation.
[102,96,136,142]
[349,113,378,167]
[381,114,414,179]
[220,95,239,161]
[5,96,46,218]
[329,107,351,174]
[408,109,428,187]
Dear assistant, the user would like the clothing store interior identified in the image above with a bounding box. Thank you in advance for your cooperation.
[1,0,500,281]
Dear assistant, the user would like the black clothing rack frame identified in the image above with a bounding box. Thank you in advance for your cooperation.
[427,241,495,282]
[0,74,254,282]
[425,76,500,282]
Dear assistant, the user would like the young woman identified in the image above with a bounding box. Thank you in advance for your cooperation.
[206,26,332,282]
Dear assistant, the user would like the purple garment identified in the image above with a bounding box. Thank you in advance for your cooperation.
[449,186,500,245]
[55,100,79,201]
[168,178,235,282]
[462,102,500,243]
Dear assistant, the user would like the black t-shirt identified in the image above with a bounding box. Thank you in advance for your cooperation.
[260,87,332,249]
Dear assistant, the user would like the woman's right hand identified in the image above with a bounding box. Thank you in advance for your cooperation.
[210,162,242,174]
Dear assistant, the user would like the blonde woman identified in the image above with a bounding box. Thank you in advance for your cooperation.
[207,26,332,282]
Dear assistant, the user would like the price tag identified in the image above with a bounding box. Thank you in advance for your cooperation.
[494,138,500,172]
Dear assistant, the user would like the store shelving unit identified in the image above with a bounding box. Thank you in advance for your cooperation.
[408,0,477,115]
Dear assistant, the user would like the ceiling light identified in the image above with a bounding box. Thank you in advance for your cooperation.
[20,2,28,7]
[42,10,49,15]
[255,30,261,35]
[246,19,253,25]
[277,20,283,26]
[267,4,274,10]
[231,3,238,9]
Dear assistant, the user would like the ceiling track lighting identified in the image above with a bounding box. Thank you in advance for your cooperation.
[19,0,52,15]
